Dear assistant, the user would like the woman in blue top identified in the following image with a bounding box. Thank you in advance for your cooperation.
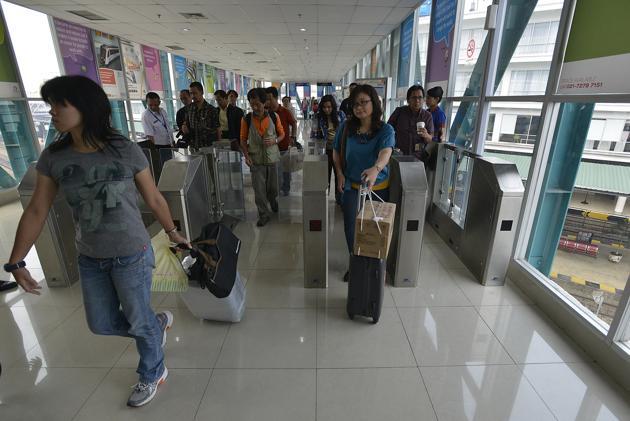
[313,94,346,204]
[333,84,395,281]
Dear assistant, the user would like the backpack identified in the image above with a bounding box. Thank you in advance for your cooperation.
[244,111,279,134]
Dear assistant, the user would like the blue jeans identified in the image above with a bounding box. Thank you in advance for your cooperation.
[78,246,164,383]
[341,187,390,254]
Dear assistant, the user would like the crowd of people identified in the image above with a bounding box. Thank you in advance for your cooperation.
[4,74,447,408]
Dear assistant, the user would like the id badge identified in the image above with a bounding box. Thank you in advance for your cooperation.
[414,143,421,152]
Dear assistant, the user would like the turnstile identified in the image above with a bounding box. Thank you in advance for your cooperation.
[17,163,79,287]
[387,156,428,287]
[195,146,245,227]
[302,155,329,288]
[158,156,210,241]
[429,144,524,286]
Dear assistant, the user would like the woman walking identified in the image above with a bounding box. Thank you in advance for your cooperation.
[332,84,395,281]
[6,75,188,408]
[313,94,345,204]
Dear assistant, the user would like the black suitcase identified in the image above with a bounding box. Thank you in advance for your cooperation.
[346,254,385,324]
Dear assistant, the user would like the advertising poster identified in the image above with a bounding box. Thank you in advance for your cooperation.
[141,45,163,93]
[52,18,99,83]
[235,74,242,95]
[204,64,216,94]
[303,84,311,98]
[396,13,415,92]
[289,83,297,98]
[120,39,147,99]
[218,69,226,90]
[173,55,188,92]
[0,14,20,97]
[558,0,630,94]
[92,30,125,99]
[425,0,457,92]
[186,58,197,84]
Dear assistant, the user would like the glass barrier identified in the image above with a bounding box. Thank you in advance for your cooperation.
[432,143,477,228]
[0,100,39,189]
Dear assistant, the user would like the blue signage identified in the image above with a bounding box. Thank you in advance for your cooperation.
[397,13,415,88]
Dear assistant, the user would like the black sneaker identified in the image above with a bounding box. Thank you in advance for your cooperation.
[343,271,349,283]
[271,201,279,213]
[0,281,18,292]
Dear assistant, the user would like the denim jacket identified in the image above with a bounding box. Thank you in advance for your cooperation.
[311,111,346,148]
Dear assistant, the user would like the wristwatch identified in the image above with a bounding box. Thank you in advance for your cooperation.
[4,261,26,273]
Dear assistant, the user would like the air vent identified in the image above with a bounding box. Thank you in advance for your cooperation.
[208,60,220,63]
[256,60,268,63]
[179,12,207,19]
[165,45,185,51]
[243,52,256,55]
[67,10,108,21]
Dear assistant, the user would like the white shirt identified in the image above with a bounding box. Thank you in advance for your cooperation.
[141,107,172,146]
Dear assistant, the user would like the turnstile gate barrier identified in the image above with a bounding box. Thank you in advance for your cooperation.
[158,156,210,241]
[18,163,79,287]
[387,156,428,287]
[302,155,329,288]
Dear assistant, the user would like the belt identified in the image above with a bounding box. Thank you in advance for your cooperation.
[351,178,389,191]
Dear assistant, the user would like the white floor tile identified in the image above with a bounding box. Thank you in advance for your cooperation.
[115,307,229,369]
[74,368,211,421]
[449,268,533,306]
[398,306,513,366]
[0,366,108,421]
[261,223,303,243]
[23,309,131,368]
[522,363,630,421]
[391,268,472,307]
[317,368,437,421]
[421,365,556,421]
[316,282,396,308]
[246,269,318,308]
[316,307,416,368]
[478,305,590,364]
[1,278,83,308]
[0,305,77,367]
[215,309,316,368]
[254,243,303,270]
[195,369,316,421]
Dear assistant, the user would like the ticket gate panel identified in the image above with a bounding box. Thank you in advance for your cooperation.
[18,163,79,287]
[158,156,210,241]
[302,155,329,288]
[387,157,428,287]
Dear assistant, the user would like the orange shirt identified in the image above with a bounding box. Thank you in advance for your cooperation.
[240,112,285,142]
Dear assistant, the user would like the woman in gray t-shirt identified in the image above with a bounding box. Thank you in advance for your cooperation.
[6,76,187,408]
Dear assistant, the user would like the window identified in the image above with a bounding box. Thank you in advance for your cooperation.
[508,70,549,95]
[515,21,560,56]
[498,114,540,144]
[486,113,496,141]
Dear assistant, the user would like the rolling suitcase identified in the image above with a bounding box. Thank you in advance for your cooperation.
[346,254,385,324]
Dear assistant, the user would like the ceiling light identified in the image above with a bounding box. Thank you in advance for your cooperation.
[243,52,256,55]
[300,28,306,32]
[67,10,108,21]
[179,12,207,20]
[182,28,191,32]
[305,46,309,50]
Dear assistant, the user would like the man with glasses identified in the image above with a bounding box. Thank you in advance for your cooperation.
[387,85,434,160]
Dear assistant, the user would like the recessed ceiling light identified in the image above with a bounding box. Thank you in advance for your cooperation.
[300,28,306,32]
[305,46,309,50]
[182,28,191,32]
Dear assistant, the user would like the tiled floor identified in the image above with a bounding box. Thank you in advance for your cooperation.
[1,124,629,420]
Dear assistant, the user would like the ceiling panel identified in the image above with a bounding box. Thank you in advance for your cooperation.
[14,0,417,82]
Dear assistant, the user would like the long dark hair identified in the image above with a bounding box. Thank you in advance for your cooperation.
[346,84,383,136]
[40,75,120,152]
[318,94,340,129]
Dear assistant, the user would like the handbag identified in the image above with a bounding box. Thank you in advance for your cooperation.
[150,231,189,292]
[188,223,241,298]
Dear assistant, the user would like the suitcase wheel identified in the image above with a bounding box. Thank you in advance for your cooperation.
[347,310,354,320]
[371,316,379,324]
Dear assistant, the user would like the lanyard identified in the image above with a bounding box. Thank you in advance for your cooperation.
[149,110,168,132]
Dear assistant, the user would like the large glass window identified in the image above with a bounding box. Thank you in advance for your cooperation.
[527,103,630,329]
[2,1,60,98]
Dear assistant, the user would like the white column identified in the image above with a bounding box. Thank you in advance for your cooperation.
[614,195,627,214]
